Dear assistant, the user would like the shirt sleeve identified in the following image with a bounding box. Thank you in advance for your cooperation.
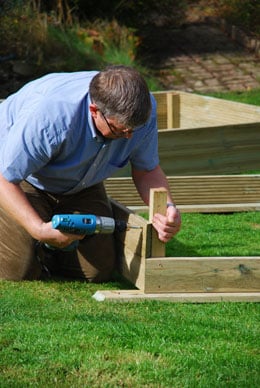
[0,107,61,183]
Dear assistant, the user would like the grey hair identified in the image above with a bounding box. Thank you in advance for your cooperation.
[89,65,151,128]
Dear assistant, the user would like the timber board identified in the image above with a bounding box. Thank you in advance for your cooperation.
[105,175,260,210]
[93,290,260,303]
[144,257,260,293]
[153,91,260,130]
[158,123,260,175]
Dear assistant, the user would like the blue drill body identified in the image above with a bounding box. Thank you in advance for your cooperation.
[52,214,99,235]
[46,214,130,251]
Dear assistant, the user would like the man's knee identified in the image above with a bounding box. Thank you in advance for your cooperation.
[0,240,41,280]
[47,234,116,282]
[78,234,116,282]
[0,208,41,280]
[85,265,115,283]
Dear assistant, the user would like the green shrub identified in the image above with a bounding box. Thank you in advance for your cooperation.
[217,0,260,35]
[0,2,145,74]
[0,3,48,61]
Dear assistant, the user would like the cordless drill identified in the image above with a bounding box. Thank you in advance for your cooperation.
[47,214,140,251]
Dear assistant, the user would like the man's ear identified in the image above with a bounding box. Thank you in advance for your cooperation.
[89,103,98,119]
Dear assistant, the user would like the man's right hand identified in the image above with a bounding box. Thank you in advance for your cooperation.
[37,221,85,250]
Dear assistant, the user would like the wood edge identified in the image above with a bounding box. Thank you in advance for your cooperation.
[129,203,260,214]
[93,290,260,303]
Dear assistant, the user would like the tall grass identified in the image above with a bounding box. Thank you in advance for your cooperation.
[0,2,160,89]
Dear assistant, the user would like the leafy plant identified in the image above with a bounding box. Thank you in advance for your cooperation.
[0,0,158,88]
[0,2,48,62]
[216,0,260,35]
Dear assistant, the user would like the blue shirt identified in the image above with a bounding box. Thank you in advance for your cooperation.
[0,72,159,194]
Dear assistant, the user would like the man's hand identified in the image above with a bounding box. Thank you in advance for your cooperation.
[152,205,181,243]
[37,221,85,250]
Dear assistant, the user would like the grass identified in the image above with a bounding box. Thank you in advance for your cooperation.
[1,211,260,387]
[207,89,260,106]
[166,211,260,257]
[0,280,259,387]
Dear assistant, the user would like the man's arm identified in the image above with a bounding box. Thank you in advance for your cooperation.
[132,165,181,242]
[0,173,81,248]
[132,165,173,205]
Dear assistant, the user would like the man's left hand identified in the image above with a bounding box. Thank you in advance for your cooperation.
[152,205,181,243]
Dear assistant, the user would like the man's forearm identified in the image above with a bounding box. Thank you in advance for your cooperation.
[0,173,44,239]
[132,165,174,205]
[132,165,181,242]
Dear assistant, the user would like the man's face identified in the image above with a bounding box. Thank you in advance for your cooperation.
[90,104,133,139]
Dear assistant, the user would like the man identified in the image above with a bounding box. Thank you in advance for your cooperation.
[0,65,181,282]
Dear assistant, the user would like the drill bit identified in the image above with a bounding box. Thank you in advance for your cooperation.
[114,220,142,232]
[127,223,143,230]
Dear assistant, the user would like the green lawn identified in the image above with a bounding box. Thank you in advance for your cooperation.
[207,89,260,106]
[0,279,259,388]
[166,211,260,257]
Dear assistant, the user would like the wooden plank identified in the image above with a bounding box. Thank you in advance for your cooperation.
[152,91,168,130]
[93,290,260,303]
[167,93,180,128]
[144,257,260,293]
[129,203,260,214]
[109,120,260,177]
[179,91,260,128]
[152,91,260,130]
[167,175,260,205]
[158,123,260,175]
[149,188,167,257]
[166,92,173,129]
[110,199,150,291]
[105,175,260,209]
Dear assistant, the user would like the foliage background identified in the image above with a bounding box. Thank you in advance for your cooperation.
[0,0,259,90]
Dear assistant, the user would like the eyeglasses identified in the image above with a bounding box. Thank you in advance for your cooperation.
[99,110,134,137]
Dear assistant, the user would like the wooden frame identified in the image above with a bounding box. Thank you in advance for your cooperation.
[94,190,260,302]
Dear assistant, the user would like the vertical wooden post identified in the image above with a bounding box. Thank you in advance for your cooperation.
[149,188,167,257]
[167,92,180,128]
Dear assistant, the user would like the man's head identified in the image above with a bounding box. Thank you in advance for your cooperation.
[89,65,151,138]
